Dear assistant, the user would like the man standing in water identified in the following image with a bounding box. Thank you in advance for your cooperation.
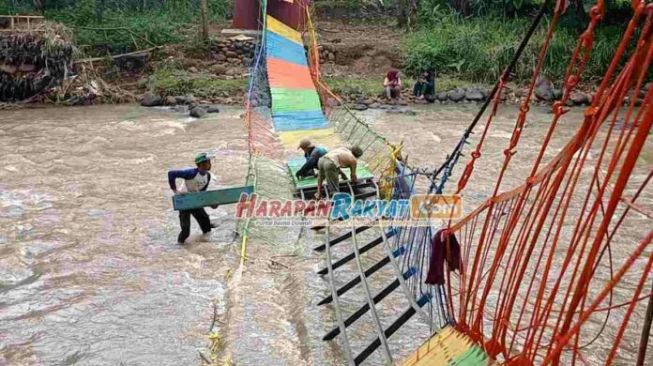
[315,146,363,199]
[296,138,328,179]
[168,152,217,244]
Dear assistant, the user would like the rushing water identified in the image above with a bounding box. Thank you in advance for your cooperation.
[0,103,650,365]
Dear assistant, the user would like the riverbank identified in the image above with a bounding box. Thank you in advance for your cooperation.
[0,34,600,113]
[1,8,616,111]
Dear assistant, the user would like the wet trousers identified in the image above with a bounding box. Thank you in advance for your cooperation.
[318,157,340,195]
[178,208,211,243]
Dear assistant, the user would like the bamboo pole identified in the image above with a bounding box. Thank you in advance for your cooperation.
[636,279,653,366]
[199,0,209,41]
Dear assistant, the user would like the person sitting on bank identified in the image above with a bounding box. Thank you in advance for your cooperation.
[383,68,402,100]
[316,146,364,199]
[413,70,436,102]
[168,152,218,244]
[296,138,328,180]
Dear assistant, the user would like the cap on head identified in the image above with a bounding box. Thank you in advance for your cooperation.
[350,146,363,158]
[298,138,313,150]
[195,152,210,165]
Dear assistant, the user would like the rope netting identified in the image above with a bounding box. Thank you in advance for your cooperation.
[431,0,653,363]
[238,0,294,252]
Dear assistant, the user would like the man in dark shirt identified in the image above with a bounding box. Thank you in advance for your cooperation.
[296,138,328,180]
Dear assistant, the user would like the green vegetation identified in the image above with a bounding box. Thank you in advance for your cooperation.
[1,0,231,56]
[325,77,382,96]
[402,15,624,84]
[395,0,637,83]
[149,60,245,98]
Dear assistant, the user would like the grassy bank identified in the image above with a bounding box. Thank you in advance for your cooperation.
[402,14,624,84]
[148,60,245,100]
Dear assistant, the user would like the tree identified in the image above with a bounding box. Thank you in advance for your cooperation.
[397,0,419,28]
[200,0,209,41]
[573,0,586,19]
[451,0,469,16]
[32,0,44,13]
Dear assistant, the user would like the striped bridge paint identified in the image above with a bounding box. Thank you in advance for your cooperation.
[265,15,328,132]
[399,326,490,366]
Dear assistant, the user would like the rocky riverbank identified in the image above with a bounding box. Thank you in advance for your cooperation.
[2,19,617,112]
[335,81,602,112]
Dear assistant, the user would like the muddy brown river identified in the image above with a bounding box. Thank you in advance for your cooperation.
[0,104,651,365]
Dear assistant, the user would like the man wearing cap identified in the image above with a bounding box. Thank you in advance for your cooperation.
[296,138,328,180]
[167,153,218,244]
[316,146,364,199]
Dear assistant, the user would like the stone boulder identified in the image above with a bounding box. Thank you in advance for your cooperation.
[190,107,207,118]
[141,93,163,107]
[175,95,196,105]
[535,77,554,101]
[164,96,177,106]
[465,88,484,102]
[436,92,449,102]
[210,64,227,75]
[115,54,148,71]
[207,106,220,113]
[448,89,465,102]
[570,92,590,105]
[225,68,240,76]
[352,104,368,111]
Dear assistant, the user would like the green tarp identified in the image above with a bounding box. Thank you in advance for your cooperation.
[172,185,254,211]
[287,157,375,190]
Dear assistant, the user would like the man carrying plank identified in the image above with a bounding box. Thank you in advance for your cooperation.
[168,152,218,244]
[315,146,363,199]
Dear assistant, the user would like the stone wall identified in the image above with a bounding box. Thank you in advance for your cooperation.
[208,36,256,67]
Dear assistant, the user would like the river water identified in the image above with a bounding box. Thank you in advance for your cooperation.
[0,103,650,365]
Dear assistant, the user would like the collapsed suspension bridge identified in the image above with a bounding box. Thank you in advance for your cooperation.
[236,0,653,364]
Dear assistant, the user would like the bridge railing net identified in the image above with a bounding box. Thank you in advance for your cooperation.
[429,1,653,364]
[239,0,296,241]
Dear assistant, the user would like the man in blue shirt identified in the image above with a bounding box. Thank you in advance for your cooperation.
[168,153,217,244]
[296,138,328,180]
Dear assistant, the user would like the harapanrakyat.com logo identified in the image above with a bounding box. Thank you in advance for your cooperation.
[235,192,463,227]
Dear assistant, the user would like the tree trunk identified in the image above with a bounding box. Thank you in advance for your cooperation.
[397,0,408,28]
[574,0,586,19]
[200,0,209,41]
[32,0,43,14]
[96,0,106,21]
[397,0,418,29]
[452,0,470,16]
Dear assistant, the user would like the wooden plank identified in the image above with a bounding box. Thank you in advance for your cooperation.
[172,185,254,211]
[0,15,45,19]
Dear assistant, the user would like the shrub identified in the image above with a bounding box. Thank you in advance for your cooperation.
[403,14,624,84]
